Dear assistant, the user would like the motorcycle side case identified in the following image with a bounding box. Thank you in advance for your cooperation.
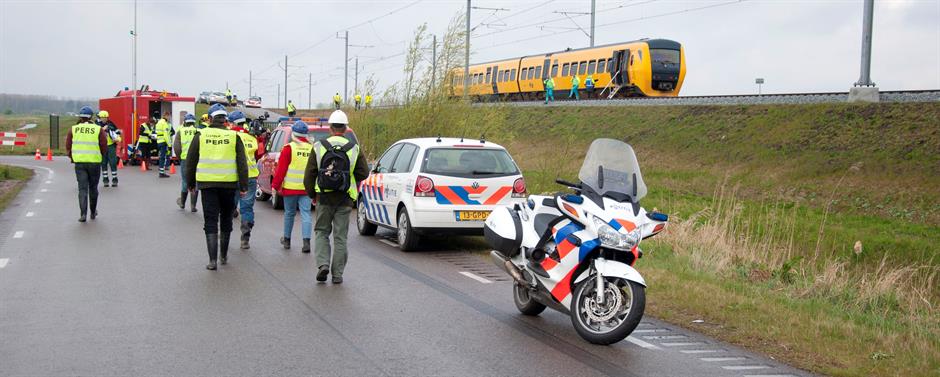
[484,206,523,257]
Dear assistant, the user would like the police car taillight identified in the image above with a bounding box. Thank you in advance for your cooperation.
[415,175,435,197]
[512,177,527,198]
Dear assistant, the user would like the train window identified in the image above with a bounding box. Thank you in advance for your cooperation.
[485,71,491,83]
[534,66,541,79]
[551,64,558,77]
[521,68,528,80]
[510,69,516,80]
[529,67,535,79]
[598,60,606,73]
[562,63,569,76]
[578,61,587,75]
[587,61,596,74]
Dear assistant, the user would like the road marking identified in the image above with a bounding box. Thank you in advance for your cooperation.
[33,199,41,204]
[0,258,8,268]
[13,231,24,238]
[642,335,687,340]
[701,357,747,362]
[632,328,669,333]
[45,180,51,184]
[680,349,724,354]
[661,342,706,347]
[723,365,770,370]
[625,336,662,350]
[26,212,34,217]
[378,239,398,247]
[459,271,493,284]
[40,188,48,192]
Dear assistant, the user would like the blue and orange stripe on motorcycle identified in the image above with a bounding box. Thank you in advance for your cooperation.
[608,218,637,231]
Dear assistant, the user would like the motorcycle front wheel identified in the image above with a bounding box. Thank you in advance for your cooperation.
[570,276,645,345]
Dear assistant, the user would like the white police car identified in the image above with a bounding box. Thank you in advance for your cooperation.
[357,137,527,251]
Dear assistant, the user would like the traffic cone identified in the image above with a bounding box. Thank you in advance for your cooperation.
[118,159,124,169]
[34,149,41,160]
[140,160,147,172]
[46,148,53,161]
[169,163,176,175]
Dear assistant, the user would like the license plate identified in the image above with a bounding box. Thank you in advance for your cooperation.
[454,210,491,221]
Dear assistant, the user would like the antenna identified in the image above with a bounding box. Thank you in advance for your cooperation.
[436,134,442,143]
[480,133,486,143]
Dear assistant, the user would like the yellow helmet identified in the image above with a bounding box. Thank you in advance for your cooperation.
[98,110,109,118]
[201,114,209,121]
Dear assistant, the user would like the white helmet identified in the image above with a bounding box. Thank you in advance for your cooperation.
[328,110,348,125]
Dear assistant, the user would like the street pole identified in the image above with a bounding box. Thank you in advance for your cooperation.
[855,0,875,87]
[131,0,137,145]
[590,0,595,47]
[431,34,437,93]
[464,0,470,98]
[277,83,281,108]
[344,30,349,103]
[308,73,312,110]
[354,57,359,97]
[249,70,252,97]
[284,55,288,109]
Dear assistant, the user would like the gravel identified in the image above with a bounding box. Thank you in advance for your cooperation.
[489,90,940,107]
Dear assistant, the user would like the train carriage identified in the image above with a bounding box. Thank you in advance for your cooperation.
[451,38,685,101]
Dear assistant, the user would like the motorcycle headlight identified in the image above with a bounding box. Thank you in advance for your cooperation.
[592,216,641,251]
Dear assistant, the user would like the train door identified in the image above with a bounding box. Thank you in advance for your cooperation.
[611,49,630,85]
[490,65,499,95]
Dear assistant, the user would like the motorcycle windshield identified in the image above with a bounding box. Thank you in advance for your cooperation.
[577,139,647,202]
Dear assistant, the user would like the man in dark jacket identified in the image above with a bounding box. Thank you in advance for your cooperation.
[183,104,249,270]
[303,110,369,284]
[66,106,109,222]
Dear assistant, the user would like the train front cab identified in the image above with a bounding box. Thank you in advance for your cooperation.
[616,39,685,97]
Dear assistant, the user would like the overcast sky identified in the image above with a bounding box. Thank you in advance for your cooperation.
[1,0,938,105]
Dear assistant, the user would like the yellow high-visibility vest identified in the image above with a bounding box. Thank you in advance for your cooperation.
[138,124,153,143]
[237,132,259,178]
[313,135,359,201]
[71,122,102,163]
[287,102,296,112]
[155,119,171,144]
[179,125,198,160]
[282,141,312,190]
[354,94,361,102]
[365,95,372,104]
[195,128,238,183]
[333,94,341,103]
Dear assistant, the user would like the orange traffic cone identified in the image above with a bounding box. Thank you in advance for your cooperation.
[34,149,41,160]
[140,160,147,172]
[118,159,124,169]
[46,148,53,161]
[169,163,176,175]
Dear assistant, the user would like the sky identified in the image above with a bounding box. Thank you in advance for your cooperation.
[1,0,938,106]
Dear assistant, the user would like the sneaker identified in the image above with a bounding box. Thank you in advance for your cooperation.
[316,266,329,282]
[280,237,290,249]
[103,181,110,187]
[331,276,343,284]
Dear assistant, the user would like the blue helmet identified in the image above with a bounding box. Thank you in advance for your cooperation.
[208,103,227,118]
[78,106,94,118]
[184,114,196,123]
[291,120,308,135]
[227,110,246,124]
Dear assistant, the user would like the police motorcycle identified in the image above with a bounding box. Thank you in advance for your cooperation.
[485,138,668,345]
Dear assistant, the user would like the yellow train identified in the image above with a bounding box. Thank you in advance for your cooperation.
[450,39,685,100]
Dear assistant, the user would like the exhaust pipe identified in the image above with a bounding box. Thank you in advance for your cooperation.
[490,250,525,284]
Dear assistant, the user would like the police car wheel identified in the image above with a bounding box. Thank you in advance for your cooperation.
[357,200,377,236]
[397,210,419,252]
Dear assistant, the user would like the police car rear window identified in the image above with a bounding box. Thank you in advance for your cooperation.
[421,148,519,178]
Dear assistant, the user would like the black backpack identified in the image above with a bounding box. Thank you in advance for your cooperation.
[317,138,356,192]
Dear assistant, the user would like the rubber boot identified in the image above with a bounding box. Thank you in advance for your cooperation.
[205,233,218,270]
[78,193,88,222]
[220,232,231,265]
[240,222,251,250]
[302,238,311,253]
[190,191,198,212]
[90,198,97,220]
[178,191,187,209]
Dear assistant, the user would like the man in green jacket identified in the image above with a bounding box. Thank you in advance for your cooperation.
[544,77,555,104]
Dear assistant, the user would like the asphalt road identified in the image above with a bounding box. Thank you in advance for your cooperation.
[0,156,813,377]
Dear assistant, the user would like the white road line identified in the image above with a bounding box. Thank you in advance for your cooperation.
[40,188,48,192]
[26,212,34,217]
[701,357,747,362]
[45,180,51,184]
[723,365,770,371]
[680,349,725,354]
[33,199,41,204]
[0,258,8,268]
[13,231,24,238]
[378,239,398,247]
[661,342,706,347]
[459,271,493,284]
[625,336,662,350]
[642,335,687,340]
[632,328,669,333]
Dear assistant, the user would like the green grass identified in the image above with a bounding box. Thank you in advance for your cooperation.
[0,164,34,213]
[350,100,940,377]
[0,114,78,156]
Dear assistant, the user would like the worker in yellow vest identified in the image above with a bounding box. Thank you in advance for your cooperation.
[365,94,372,108]
[354,93,362,111]
[271,121,313,253]
[199,114,210,129]
[182,104,249,270]
[155,112,173,178]
[287,100,296,117]
[96,110,122,187]
[303,110,369,284]
[66,106,108,222]
[227,111,261,249]
[332,92,341,110]
[137,118,156,168]
[173,114,200,212]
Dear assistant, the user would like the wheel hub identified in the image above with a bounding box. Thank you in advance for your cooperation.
[584,285,624,323]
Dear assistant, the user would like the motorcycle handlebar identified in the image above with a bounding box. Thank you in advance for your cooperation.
[555,178,581,188]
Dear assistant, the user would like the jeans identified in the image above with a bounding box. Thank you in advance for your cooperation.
[100,144,118,182]
[283,194,312,239]
[200,188,236,234]
[74,163,100,215]
[569,85,579,99]
[238,178,257,224]
[179,160,189,192]
[157,143,169,173]
[315,204,352,277]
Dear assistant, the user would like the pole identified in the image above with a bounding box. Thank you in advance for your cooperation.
[249,70,252,97]
[354,57,359,97]
[855,0,875,87]
[431,34,437,93]
[590,0,595,47]
[131,0,137,146]
[464,0,470,98]
[284,55,288,108]
[277,84,281,108]
[308,73,312,110]
[344,30,349,103]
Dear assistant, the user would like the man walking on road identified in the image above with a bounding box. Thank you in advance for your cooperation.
[304,110,368,284]
[155,112,172,178]
[287,100,297,117]
[174,114,199,212]
[96,110,121,188]
[183,104,249,270]
[66,106,108,222]
[272,121,314,253]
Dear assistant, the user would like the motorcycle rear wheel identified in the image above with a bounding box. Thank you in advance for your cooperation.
[513,282,547,316]
[570,276,645,345]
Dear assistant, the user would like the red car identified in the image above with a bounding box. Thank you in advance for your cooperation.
[256,117,358,209]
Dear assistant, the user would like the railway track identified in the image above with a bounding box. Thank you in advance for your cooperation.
[494,89,940,107]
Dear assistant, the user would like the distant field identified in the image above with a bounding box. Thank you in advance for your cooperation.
[0,114,78,156]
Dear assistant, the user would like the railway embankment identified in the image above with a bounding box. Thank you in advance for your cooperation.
[351,100,940,377]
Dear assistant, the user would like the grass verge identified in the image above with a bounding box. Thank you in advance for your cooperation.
[0,164,34,213]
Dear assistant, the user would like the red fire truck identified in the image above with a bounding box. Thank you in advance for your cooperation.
[99,86,195,163]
